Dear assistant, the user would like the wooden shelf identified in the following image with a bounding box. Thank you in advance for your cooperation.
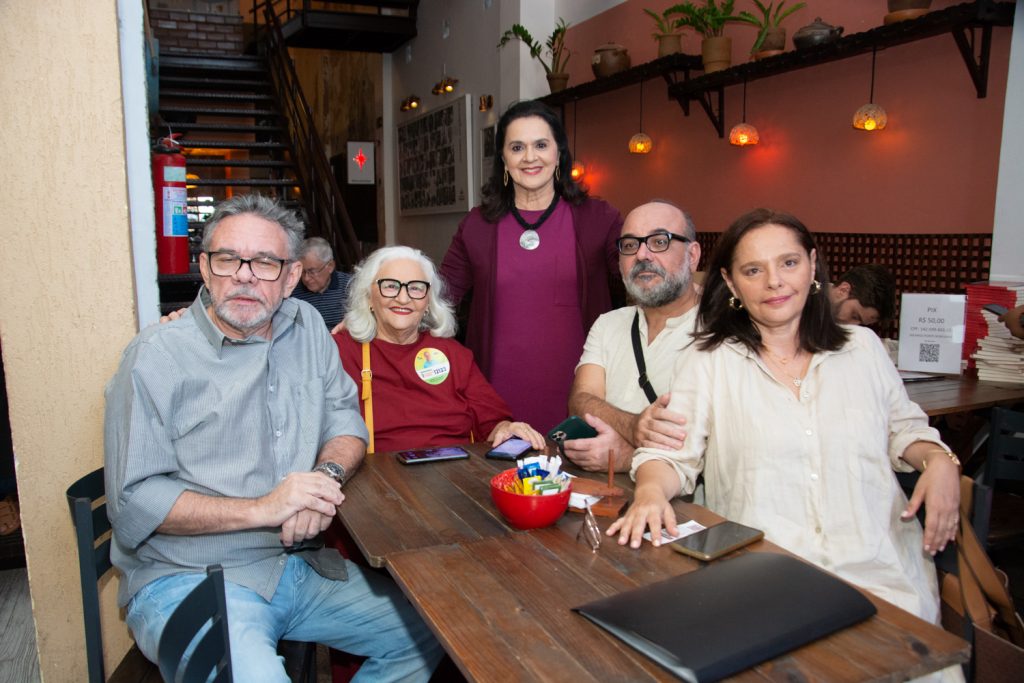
[543,1,1013,137]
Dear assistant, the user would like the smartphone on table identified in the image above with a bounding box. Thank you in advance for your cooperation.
[668,521,764,562]
[983,303,1008,316]
[547,415,598,443]
[396,446,470,465]
[485,436,535,460]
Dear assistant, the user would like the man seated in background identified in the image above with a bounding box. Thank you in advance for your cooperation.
[829,263,896,327]
[291,236,352,331]
[564,200,700,473]
[105,194,441,681]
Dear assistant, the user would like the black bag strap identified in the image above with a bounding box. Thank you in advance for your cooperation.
[631,311,658,405]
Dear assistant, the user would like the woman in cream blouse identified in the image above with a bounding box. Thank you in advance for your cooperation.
[608,208,961,627]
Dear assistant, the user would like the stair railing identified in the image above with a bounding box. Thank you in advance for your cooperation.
[258,3,362,267]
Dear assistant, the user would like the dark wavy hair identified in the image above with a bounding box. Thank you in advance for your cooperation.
[836,264,897,322]
[480,100,588,223]
[695,208,849,354]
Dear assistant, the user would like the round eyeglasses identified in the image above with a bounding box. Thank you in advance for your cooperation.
[206,251,291,281]
[616,232,692,256]
[376,278,430,300]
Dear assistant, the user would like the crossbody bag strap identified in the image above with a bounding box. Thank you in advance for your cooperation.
[631,311,658,405]
[361,342,375,455]
[955,476,1024,646]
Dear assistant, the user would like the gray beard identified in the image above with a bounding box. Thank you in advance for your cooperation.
[625,260,691,309]
[212,286,275,335]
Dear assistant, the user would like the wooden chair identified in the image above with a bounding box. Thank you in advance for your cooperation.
[158,564,233,683]
[982,408,1024,549]
[66,467,316,683]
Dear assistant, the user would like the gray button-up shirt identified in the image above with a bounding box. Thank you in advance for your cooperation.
[104,289,368,607]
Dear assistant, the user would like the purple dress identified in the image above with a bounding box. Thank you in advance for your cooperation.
[489,200,583,430]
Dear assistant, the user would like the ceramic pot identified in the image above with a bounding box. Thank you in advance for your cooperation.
[546,72,569,92]
[760,27,786,52]
[701,36,732,73]
[885,0,932,24]
[656,33,683,58]
[792,17,843,50]
[592,43,631,78]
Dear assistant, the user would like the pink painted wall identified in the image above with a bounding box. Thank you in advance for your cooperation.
[560,0,1010,233]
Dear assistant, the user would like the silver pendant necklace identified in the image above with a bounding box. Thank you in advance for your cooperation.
[510,194,559,251]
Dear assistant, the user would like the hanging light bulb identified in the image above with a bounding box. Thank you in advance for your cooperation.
[629,80,652,154]
[570,161,586,180]
[571,100,585,180]
[729,77,759,147]
[853,47,887,131]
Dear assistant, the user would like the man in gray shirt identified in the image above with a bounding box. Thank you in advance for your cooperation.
[104,194,441,681]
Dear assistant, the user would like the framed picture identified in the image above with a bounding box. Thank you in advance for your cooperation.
[397,94,473,216]
[479,124,496,189]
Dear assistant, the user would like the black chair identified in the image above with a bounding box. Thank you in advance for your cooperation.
[982,407,1024,549]
[66,467,316,683]
[158,564,233,683]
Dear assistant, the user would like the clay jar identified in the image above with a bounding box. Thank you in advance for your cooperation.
[592,43,631,79]
[792,17,844,50]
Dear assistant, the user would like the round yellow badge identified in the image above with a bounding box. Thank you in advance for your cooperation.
[414,348,451,385]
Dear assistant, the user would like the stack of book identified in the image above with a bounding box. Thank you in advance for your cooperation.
[967,282,1024,383]
[963,281,1023,370]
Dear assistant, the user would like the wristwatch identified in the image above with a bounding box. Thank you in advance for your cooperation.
[923,449,961,470]
[313,461,346,485]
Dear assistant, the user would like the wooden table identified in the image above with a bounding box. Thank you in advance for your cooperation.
[906,375,1024,417]
[339,444,969,681]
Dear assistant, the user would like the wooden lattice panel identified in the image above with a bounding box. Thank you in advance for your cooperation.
[694,232,992,337]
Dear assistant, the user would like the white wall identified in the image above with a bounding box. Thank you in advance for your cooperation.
[991,1,1024,282]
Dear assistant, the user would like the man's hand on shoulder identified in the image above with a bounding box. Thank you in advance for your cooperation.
[157,307,189,325]
[561,414,633,472]
[633,393,687,451]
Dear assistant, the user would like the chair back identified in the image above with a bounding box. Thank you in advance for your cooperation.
[66,467,113,683]
[986,407,1024,485]
[158,564,234,683]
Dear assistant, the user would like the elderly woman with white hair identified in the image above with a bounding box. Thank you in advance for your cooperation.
[333,245,545,453]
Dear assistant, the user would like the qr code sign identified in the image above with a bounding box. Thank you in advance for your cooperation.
[919,343,940,363]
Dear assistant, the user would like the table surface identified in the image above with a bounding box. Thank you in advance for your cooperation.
[905,374,1024,417]
[339,443,969,682]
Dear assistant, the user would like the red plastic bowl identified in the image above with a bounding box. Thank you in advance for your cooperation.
[490,468,571,530]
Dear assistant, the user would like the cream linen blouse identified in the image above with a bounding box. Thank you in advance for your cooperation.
[632,325,947,623]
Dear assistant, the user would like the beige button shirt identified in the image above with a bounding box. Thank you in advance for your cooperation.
[633,326,946,623]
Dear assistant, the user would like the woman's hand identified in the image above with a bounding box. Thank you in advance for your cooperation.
[901,453,960,555]
[998,304,1024,340]
[606,481,678,549]
[488,421,546,451]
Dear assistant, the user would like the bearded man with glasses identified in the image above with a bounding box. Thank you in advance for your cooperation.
[564,200,702,473]
[104,194,442,682]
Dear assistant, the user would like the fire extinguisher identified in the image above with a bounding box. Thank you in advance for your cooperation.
[152,134,190,274]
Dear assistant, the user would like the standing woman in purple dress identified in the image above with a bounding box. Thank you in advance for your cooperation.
[441,100,624,429]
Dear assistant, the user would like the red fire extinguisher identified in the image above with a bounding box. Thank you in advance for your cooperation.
[152,135,190,274]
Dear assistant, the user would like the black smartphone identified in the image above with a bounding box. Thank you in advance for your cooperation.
[668,521,764,562]
[396,446,470,465]
[983,303,1008,316]
[547,415,598,443]
[485,436,534,460]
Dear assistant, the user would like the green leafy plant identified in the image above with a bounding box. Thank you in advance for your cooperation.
[497,18,572,75]
[643,6,688,37]
[669,0,740,38]
[736,0,806,53]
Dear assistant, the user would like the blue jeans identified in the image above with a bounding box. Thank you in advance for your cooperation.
[126,555,443,682]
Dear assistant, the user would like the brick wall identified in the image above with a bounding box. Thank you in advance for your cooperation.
[149,5,244,56]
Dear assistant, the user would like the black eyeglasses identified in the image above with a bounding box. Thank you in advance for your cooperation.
[206,251,291,281]
[376,278,430,300]
[302,261,333,277]
[616,232,692,256]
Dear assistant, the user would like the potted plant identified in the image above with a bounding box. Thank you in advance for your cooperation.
[670,0,741,73]
[643,5,689,58]
[498,18,572,92]
[736,0,806,60]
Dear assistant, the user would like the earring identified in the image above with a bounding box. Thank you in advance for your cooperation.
[729,296,744,311]
[503,169,509,187]
[555,165,561,181]
[812,280,822,294]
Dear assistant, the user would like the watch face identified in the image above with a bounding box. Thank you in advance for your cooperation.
[317,462,345,482]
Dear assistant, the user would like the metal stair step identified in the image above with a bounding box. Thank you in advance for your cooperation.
[159,105,280,117]
[177,140,289,150]
[160,54,267,76]
[161,76,270,90]
[161,89,274,102]
[164,122,284,134]
[185,158,293,168]
[188,178,299,187]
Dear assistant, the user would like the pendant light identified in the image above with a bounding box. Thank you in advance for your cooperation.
[729,77,760,147]
[628,79,652,154]
[571,101,585,180]
[853,47,887,131]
